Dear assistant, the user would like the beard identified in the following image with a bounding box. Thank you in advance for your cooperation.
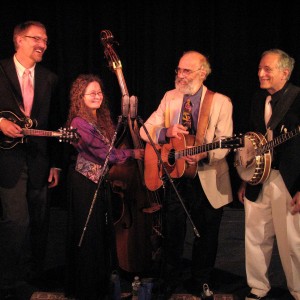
[175,77,194,94]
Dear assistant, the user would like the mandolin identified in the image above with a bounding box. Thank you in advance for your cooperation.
[0,110,80,149]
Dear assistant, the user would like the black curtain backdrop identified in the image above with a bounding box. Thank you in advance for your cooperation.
[1,0,300,202]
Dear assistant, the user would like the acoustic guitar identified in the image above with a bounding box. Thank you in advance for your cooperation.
[144,133,244,191]
[234,126,300,185]
[0,110,80,149]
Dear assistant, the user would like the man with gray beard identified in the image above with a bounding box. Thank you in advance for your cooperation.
[140,50,233,299]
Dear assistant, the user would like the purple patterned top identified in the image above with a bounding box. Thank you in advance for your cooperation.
[71,117,134,182]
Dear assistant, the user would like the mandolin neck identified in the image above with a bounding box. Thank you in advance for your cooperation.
[22,128,58,137]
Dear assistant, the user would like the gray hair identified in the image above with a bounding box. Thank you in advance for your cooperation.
[262,49,295,80]
[183,50,212,78]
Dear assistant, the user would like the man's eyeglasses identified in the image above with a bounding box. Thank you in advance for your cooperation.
[85,91,103,98]
[24,36,49,46]
[175,67,201,76]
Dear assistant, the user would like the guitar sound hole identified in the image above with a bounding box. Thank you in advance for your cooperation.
[168,149,175,165]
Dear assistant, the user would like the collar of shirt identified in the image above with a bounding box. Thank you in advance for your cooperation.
[13,55,35,85]
[269,82,290,107]
[183,85,203,106]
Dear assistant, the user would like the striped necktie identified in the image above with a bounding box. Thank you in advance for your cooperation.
[22,69,34,117]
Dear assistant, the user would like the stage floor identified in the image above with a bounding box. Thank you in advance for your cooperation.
[24,204,293,300]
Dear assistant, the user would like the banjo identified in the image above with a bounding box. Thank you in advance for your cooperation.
[234,126,300,185]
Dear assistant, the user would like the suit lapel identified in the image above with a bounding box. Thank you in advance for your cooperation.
[166,90,184,128]
[2,59,24,113]
[269,84,300,130]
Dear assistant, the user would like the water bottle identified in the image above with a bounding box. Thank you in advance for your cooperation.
[132,276,141,299]
[138,278,153,300]
[110,270,121,300]
[201,283,214,299]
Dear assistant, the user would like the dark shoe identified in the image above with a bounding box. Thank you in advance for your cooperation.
[15,281,37,300]
[156,281,178,300]
[183,278,203,296]
[183,278,214,298]
[0,288,17,300]
[246,292,267,300]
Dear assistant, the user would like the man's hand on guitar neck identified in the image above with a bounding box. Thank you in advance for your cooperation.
[0,118,24,138]
[166,124,189,139]
[183,152,208,165]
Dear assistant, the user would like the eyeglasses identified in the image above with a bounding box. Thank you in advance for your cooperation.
[175,67,201,76]
[24,35,49,46]
[85,91,103,98]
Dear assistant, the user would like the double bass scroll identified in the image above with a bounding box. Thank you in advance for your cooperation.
[100,30,129,105]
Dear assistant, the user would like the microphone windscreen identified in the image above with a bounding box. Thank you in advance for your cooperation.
[130,96,138,119]
[122,95,130,117]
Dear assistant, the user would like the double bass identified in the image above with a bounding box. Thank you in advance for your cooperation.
[101,30,162,274]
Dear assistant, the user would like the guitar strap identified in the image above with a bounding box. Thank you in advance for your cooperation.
[195,89,215,146]
[268,83,300,130]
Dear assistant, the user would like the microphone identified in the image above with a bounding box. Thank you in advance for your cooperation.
[121,95,130,118]
[129,95,138,119]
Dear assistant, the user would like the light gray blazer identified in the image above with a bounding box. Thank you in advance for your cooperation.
[140,85,233,208]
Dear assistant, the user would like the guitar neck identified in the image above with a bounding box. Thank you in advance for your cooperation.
[22,129,59,137]
[259,127,300,154]
[177,140,221,158]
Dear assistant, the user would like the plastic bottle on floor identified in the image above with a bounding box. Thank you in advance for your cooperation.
[132,276,141,299]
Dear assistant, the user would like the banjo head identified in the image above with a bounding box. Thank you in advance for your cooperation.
[234,132,269,184]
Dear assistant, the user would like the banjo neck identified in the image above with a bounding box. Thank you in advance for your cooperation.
[257,125,300,155]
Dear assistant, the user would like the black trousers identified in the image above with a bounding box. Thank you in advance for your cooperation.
[65,168,118,300]
[162,176,223,285]
[0,165,49,289]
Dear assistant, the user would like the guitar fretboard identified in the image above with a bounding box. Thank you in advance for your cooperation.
[176,141,221,159]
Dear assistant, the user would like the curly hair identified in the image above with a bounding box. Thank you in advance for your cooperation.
[67,74,115,141]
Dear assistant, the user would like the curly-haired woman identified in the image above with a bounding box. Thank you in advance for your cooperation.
[64,74,144,300]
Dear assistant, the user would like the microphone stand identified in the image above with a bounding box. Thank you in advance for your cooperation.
[136,116,200,238]
[78,115,126,247]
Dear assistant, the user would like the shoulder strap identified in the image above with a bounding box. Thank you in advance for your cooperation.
[269,84,300,130]
[195,89,215,145]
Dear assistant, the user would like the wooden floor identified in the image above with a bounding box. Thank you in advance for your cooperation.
[26,205,293,300]
[30,292,203,299]
[30,292,235,299]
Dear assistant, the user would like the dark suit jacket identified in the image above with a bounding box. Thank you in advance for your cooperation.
[0,58,62,189]
[245,83,300,201]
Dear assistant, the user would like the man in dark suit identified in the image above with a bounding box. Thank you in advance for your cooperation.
[0,21,62,299]
[238,49,300,300]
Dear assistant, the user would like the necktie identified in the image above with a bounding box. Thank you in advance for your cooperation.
[22,69,34,117]
[264,95,273,141]
[182,98,192,132]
